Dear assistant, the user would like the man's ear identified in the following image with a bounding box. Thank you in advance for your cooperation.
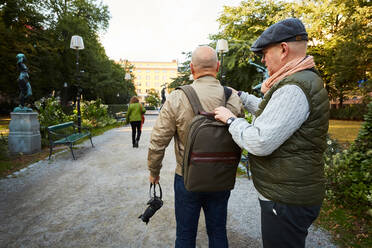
[216,61,220,72]
[190,63,195,74]
[280,42,289,60]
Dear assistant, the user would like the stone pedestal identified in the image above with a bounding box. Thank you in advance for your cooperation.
[8,112,41,155]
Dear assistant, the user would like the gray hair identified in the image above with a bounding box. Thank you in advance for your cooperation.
[191,46,218,70]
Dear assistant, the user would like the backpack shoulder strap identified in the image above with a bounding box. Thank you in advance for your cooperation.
[176,85,204,115]
[223,86,232,106]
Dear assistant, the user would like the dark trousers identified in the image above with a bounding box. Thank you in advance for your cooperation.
[174,174,230,248]
[130,121,141,145]
[259,199,321,248]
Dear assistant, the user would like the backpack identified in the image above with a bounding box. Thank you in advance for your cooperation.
[177,85,241,192]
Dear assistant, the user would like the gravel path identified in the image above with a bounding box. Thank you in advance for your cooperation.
[0,115,337,248]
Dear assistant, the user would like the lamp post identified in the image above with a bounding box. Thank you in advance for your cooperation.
[124,73,131,103]
[63,82,68,106]
[216,39,229,84]
[70,35,84,132]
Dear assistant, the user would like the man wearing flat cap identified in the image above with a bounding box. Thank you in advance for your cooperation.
[214,18,329,247]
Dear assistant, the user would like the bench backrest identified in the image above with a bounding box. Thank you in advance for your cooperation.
[48,121,74,131]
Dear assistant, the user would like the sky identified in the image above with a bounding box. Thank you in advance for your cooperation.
[100,0,242,63]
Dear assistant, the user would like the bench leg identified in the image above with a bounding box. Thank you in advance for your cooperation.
[89,135,94,148]
[49,144,53,160]
[69,144,76,160]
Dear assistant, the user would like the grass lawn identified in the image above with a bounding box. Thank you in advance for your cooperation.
[316,200,371,248]
[328,119,362,144]
[0,115,10,136]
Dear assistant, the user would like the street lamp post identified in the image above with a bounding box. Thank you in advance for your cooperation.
[70,35,84,132]
[124,73,131,103]
[216,39,229,84]
[63,82,68,106]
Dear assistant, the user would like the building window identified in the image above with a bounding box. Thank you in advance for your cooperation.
[146,75,150,80]
[137,70,141,73]
[146,82,150,87]
[138,76,141,80]
[155,75,159,80]
[137,89,141,93]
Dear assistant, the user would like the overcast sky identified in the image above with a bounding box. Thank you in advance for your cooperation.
[100,0,242,62]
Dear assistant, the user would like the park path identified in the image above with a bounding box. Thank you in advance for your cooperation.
[0,114,337,248]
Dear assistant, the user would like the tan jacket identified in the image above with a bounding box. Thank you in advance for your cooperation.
[147,76,244,177]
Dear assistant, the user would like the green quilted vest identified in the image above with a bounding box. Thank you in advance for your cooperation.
[250,69,330,206]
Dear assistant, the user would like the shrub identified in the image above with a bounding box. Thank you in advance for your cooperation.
[107,104,128,116]
[35,97,116,145]
[34,97,70,145]
[79,99,116,128]
[330,104,367,120]
[0,134,8,160]
[324,102,372,214]
[145,106,156,110]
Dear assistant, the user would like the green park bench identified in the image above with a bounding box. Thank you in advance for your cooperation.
[47,121,94,160]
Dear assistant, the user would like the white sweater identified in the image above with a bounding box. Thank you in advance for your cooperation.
[228,85,310,201]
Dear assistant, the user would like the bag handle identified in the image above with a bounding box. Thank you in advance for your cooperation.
[149,183,162,199]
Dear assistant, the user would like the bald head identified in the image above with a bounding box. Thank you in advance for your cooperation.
[287,41,308,59]
[190,46,219,79]
[191,46,218,70]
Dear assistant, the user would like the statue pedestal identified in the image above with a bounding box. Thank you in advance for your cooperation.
[8,112,41,155]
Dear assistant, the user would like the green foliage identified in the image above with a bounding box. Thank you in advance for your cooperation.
[0,0,135,112]
[0,134,8,160]
[34,97,69,128]
[324,102,372,214]
[34,97,70,145]
[80,98,116,128]
[330,104,368,120]
[145,88,161,108]
[35,97,116,145]
[107,104,128,116]
[209,0,371,102]
[168,52,193,90]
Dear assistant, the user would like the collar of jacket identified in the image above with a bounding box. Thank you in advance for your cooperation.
[194,75,220,84]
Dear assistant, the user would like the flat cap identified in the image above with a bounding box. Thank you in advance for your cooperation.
[251,18,308,53]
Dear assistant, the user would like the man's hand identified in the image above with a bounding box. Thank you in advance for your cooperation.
[149,175,160,184]
[214,106,236,124]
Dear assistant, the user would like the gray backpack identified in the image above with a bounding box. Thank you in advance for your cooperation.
[177,85,241,192]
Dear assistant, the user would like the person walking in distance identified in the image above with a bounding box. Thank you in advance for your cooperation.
[126,96,146,148]
[147,46,244,247]
[214,18,330,248]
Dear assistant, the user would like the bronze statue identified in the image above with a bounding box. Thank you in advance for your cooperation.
[161,87,166,104]
[14,53,33,112]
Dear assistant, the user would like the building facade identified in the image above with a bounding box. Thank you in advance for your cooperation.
[123,60,178,103]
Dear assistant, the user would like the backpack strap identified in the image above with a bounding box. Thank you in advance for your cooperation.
[223,86,232,106]
[176,85,204,115]
[176,85,233,114]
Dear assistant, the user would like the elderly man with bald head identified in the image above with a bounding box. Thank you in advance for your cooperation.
[147,45,244,247]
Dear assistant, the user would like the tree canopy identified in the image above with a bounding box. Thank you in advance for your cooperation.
[170,0,371,104]
[0,0,135,112]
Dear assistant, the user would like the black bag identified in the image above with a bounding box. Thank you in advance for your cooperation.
[177,85,241,192]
